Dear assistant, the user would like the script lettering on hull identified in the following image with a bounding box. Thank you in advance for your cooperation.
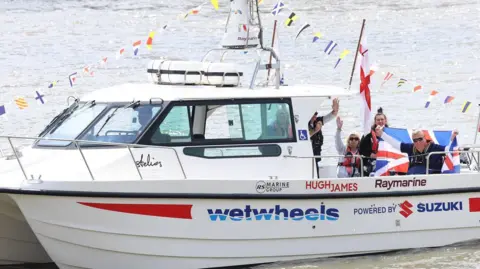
[135,154,162,168]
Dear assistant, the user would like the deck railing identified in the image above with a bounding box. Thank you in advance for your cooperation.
[284,154,365,178]
[1,135,479,181]
[426,149,480,174]
[0,135,186,181]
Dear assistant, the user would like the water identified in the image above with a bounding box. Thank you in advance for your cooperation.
[0,0,479,268]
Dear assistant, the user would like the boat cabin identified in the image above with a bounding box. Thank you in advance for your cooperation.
[31,82,353,180]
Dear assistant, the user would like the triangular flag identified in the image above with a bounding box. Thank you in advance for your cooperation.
[211,0,218,10]
[146,31,155,50]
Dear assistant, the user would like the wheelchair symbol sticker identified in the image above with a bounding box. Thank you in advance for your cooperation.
[298,129,308,141]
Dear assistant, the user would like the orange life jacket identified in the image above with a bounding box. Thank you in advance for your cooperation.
[341,148,361,176]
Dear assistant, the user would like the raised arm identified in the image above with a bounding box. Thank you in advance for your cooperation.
[375,126,402,151]
[322,98,339,124]
[335,117,346,154]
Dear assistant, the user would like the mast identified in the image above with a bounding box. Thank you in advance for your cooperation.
[348,19,366,90]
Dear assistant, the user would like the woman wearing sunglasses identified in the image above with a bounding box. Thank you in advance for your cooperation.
[335,117,361,178]
[375,127,459,175]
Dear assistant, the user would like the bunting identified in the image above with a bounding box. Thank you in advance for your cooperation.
[424,90,439,108]
[462,101,471,113]
[146,31,155,50]
[68,72,77,87]
[312,32,322,43]
[381,72,393,87]
[295,23,310,40]
[133,40,142,56]
[324,40,337,55]
[334,49,350,68]
[2,1,473,120]
[397,78,407,87]
[413,85,422,92]
[14,97,28,110]
[34,91,46,105]
[284,12,297,26]
[211,0,218,10]
[444,96,454,104]
[271,1,284,16]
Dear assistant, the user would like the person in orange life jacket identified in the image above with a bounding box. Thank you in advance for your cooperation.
[309,98,339,177]
[335,117,361,178]
[375,127,459,175]
[359,107,388,176]
[266,107,293,138]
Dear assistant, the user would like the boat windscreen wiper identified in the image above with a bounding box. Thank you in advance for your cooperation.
[95,101,140,137]
[38,98,80,137]
[46,100,96,135]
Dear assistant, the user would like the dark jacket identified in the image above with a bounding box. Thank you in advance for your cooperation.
[400,142,446,174]
[359,132,376,158]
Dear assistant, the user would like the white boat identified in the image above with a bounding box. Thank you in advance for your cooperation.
[0,149,51,264]
[1,0,480,268]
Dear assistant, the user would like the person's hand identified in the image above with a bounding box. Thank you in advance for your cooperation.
[310,112,318,125]
[375,125,384,137]
[336,117,343,130]
[315,121,323,132]
[450,129,459,141]
[332,98,339,115]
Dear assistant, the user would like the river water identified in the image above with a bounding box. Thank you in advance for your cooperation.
[0,0,479,268]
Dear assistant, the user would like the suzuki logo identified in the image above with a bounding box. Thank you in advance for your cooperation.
[399,200,413,218]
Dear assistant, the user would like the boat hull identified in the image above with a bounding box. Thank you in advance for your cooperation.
[8,188,480,269]
[0,194,51,264]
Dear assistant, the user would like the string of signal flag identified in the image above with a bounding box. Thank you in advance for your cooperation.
[0,0,474,119]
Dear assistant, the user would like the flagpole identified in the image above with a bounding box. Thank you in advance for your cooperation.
[474,104,480,144]
[348,19,366,91]
[266,19,278,82]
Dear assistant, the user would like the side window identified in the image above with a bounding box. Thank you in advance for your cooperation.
[243,102,293,140]
[183,145,281,158]
[240,104,262,140]
[153,106,191,144]
[205,105,243,140]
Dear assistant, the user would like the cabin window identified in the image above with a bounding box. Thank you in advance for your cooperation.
[143,98,295,146]
[78,105,162,145]
[244,103,293,140]
[36,103,108,147]
[183,145,282,158]
[205,104,243,140]
[152,105,192,144]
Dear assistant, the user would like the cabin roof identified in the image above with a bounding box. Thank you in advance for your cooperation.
[80,83,356,103]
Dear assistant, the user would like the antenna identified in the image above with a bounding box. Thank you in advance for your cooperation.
[221,0,261,49]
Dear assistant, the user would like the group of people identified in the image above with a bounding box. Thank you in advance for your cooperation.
[308,98,459,177]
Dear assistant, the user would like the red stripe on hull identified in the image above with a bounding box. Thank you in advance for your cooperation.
[469,198,480,212]
[78,202,193,219]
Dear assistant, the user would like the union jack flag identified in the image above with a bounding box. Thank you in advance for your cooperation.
[374,127,460,176]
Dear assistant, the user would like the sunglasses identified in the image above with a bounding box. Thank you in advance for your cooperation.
[349,137,359,141]
[413,137,424,143]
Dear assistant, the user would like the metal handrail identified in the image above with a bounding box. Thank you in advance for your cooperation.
[201,47,280,89]
[284,154,365,178]
[0,135,187,181]
[458,144,480,149]
[425,149,480,174]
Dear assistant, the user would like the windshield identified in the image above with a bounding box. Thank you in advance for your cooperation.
[37,103,108,147]
[78,104,162,145]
